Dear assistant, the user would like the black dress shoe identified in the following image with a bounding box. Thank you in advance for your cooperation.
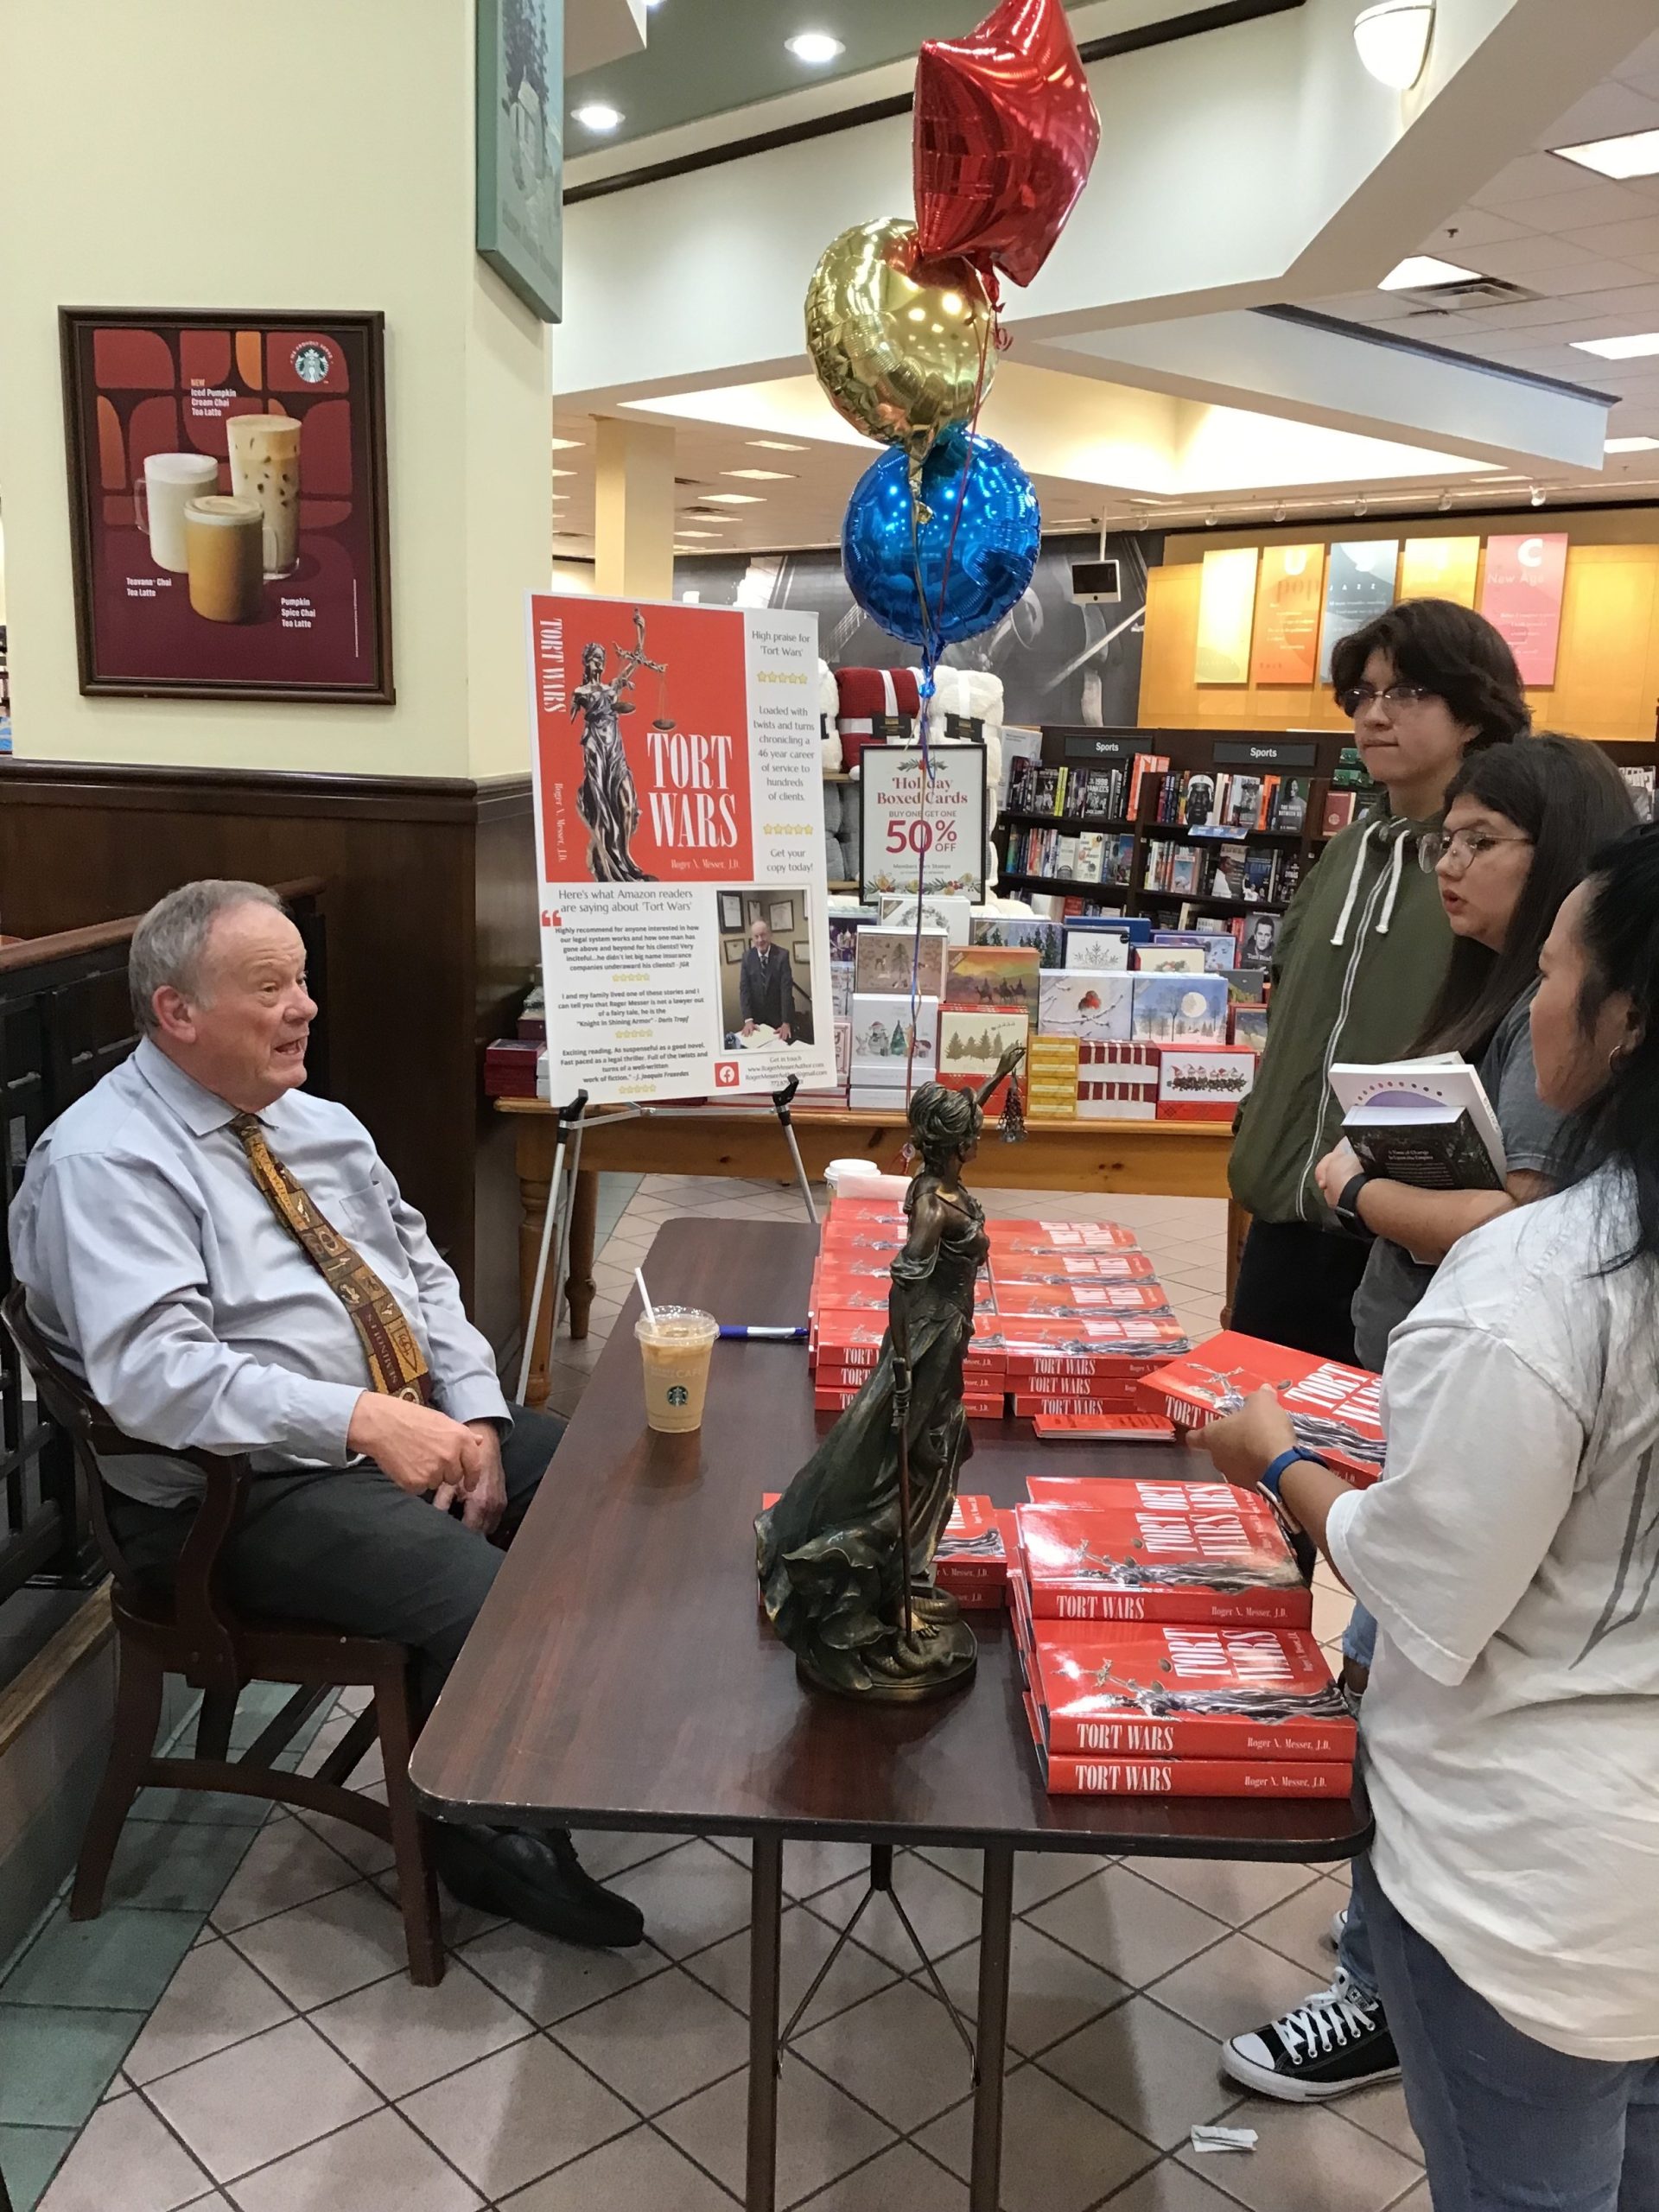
[434,1823,645,1949]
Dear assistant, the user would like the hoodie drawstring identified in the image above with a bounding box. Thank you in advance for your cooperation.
[1376,826,1408,935]
[1329,821,1377,948]
[1330,817,1413,945]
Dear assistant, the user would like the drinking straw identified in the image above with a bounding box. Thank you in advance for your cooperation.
[635,1268,657,1326]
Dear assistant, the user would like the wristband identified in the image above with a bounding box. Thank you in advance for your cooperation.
[1333,1171,1375,1239]
[1261,1446,1328,1503]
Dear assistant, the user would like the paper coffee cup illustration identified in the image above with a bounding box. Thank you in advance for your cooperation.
[136,452,219,573]
[226,413,302,578]
[184,495,265,623]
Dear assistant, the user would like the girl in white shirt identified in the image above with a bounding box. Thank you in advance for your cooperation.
[1204,822,1659,2212]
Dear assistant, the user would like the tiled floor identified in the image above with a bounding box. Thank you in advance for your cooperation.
[6,1173,1418,2212]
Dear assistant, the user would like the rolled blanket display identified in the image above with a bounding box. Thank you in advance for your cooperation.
[818,658,843,775]
[835,665,920,773]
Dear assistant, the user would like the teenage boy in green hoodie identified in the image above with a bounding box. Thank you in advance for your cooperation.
[1229,598,1530,1366]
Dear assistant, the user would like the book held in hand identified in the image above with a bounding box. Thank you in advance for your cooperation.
[1329,1055,1506,1187]
[1139,1331,1384,1484]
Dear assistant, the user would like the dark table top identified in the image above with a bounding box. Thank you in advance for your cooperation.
[411,1217,1371,1863]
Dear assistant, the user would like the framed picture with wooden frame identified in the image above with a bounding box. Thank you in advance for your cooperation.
[60,307,394,702]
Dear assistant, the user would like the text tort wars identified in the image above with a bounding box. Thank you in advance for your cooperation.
[645,729,741,849]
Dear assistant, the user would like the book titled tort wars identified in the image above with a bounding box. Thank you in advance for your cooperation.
[1138,1331,1384,1485]
[1023,1621,1355,1762]
[1021,1689,1354,1796]
[1013,1491,1311,1628]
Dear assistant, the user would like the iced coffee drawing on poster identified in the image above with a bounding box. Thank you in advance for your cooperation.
[526,593,834,1107]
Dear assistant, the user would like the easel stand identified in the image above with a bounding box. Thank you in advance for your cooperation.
[769,1077,820,1228]
[515,1088,588,1404]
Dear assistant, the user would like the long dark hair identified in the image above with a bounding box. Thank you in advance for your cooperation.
[1415,735,1637,1058]
[1329,598,1530,751]
[1552,824,1659,1269]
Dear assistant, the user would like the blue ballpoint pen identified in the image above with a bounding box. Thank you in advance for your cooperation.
[717,1325,807,1341]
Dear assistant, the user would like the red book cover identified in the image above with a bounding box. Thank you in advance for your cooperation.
[987,1222,1141,1252]
[1138,1332,1384,1485]
[1014,1497,1311,1627]
[1002,1319,1191,1376]
[1019,1694,1351,1796]
[1012,1370,1147,1399]
[993,1282,1172,1317]
[823,1196,906,1224]
[1017,1396,1159,1420]
[991,1253,1151,1282]
[1031,1412,1179,1441]
[1029,1622,1355,1760]
[1023,1474,1286,1532]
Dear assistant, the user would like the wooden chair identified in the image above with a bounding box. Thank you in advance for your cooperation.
[2,1287,442,1985]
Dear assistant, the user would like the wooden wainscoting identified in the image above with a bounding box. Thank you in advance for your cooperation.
[0,760,536,1357]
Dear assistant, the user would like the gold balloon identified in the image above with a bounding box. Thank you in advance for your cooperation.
[805,217,995,468]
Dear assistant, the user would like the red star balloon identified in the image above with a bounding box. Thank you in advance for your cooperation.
[913,0,1102,289]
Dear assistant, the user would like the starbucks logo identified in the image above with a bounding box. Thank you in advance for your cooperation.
[667,1385,689,1407]
[291,341,332,385]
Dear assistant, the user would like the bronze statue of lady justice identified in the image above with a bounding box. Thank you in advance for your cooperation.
[755,1044,1025,1701]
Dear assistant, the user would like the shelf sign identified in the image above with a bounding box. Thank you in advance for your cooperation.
[1195,548,1259,683]
[1214,740,1319,768]
[1061,734,1156,763]
[1318,541,1400,682]
[1400,536,1479,607]
[1250,544,1324,685]
[1480,533,1568,685]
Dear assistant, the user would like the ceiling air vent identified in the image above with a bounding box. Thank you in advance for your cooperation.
[1400,276,1540,315]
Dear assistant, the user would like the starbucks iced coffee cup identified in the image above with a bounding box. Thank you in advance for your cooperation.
[635,1306,719,1434]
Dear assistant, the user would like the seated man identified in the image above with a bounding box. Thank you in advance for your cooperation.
[10,879,640,1951]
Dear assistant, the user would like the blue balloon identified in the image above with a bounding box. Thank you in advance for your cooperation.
[842,428,1040,653]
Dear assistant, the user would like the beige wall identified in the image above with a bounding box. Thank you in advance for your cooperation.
[0,0,550,779]
[1140,507,1659,746]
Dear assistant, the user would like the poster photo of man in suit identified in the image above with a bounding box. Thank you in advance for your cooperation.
[740,918,794,1041]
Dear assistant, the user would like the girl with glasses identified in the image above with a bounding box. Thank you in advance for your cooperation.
[1221,735,1637,2108]
[1205,823,1659,2209]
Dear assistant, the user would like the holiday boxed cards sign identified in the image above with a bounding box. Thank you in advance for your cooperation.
[527,593,834,1105]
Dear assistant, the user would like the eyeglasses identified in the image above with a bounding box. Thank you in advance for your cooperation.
[1418,829,1534,875]
[1336,682,1438,717]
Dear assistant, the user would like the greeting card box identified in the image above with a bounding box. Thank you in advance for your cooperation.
[878,893,972,946]
[1135,945,1207,975]
[1130,972,1230,1045]
[1029,1411,1177,1442]
[1077,1039,1159,1120]
[1027,1623,1356,1762]
[1038,969,1134,1042]
[1157,1044,1256,1122]
[938,1005,1029,1115]
[849,993,939,1084]
[1139,1332,1385,1484]
[1230,1004,1269,1052]
[854,928,947,1000]
[1062,925,1131,973]
[944,944,1041,1015]
[1013,1496,1311,1627]
[1027,1035,1080,1121]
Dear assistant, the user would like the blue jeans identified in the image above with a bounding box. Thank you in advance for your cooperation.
[1332,1605,1381,1999]
[1357,1856,1659,2211]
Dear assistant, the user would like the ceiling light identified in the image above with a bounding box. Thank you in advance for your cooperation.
[785,31,845,65]
[550,436,582,451]
[748,439,809,452]
[550,467,577,479]
[1438,488,1454,512]
[1273,505,1288,524]
[1378,253,1479,291]
[1204,511,1218,528]
[1354,499,1370,518]
[722,468,797,480]
[573,102,623,132]
[1554,127,1659,181]
[701,491,764,504]
[1353,2,1434,91]
[1572,332,1659,360]
[1606,435,1659,453]
[1530,486,1547,507]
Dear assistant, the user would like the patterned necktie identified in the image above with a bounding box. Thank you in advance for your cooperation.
[230,1113,435,1405]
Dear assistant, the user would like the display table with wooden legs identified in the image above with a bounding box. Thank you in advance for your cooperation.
[498,1098,1234,1403]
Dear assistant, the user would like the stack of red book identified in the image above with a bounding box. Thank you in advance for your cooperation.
[810,1194,1005,1416]
[1008,1483,1355,1797]
[760,1491,1014,1610]
[1137,1332,1385,1485]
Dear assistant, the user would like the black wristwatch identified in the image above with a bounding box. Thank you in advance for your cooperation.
[1333,1171,1375,1239]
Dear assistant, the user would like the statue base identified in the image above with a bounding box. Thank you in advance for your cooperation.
[795,1616,979,1704]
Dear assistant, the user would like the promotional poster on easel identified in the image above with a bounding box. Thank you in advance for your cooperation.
[525,593,835,1106]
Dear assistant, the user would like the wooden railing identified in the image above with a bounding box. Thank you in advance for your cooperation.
[0,880,327,1605]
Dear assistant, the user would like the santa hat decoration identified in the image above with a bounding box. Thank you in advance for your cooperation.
[835,665,921,772]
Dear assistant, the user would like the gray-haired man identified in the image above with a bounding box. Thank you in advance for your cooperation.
[9,880,641,1949]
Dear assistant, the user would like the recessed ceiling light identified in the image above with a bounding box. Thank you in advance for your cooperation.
[1530,486,1547,507]
[1379,253,1480,290]
[1554,127,1659,181]
[748,438,810,452]
[574,102,623,132]
[722,467,796,480]
[701,491,764,504]
[1572,332,1659,359]
[1605,435,1659,453]
[550,436,582,451]
[551,467,577,479]
[785,31,845,66]
[674,528,722,538]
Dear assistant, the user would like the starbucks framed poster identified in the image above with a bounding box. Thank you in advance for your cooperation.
[476,0,564,321]
[60,308,393,702]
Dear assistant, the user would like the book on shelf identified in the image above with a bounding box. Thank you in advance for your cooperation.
[1074,830,1107,882]
[1013,1495,1312,1627]
[1031,766,1065,817]
[1022,1619,1357,1764]
[1322,790,1358,835]
[1127,753,1168,818]
[1329,1054,1506,1188]
[1055,832,1080,878]
[1138,1331,1385,1484]
[1620,764,1656,823]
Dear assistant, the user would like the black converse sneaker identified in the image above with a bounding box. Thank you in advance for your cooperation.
[1221,1970,1400,2101]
